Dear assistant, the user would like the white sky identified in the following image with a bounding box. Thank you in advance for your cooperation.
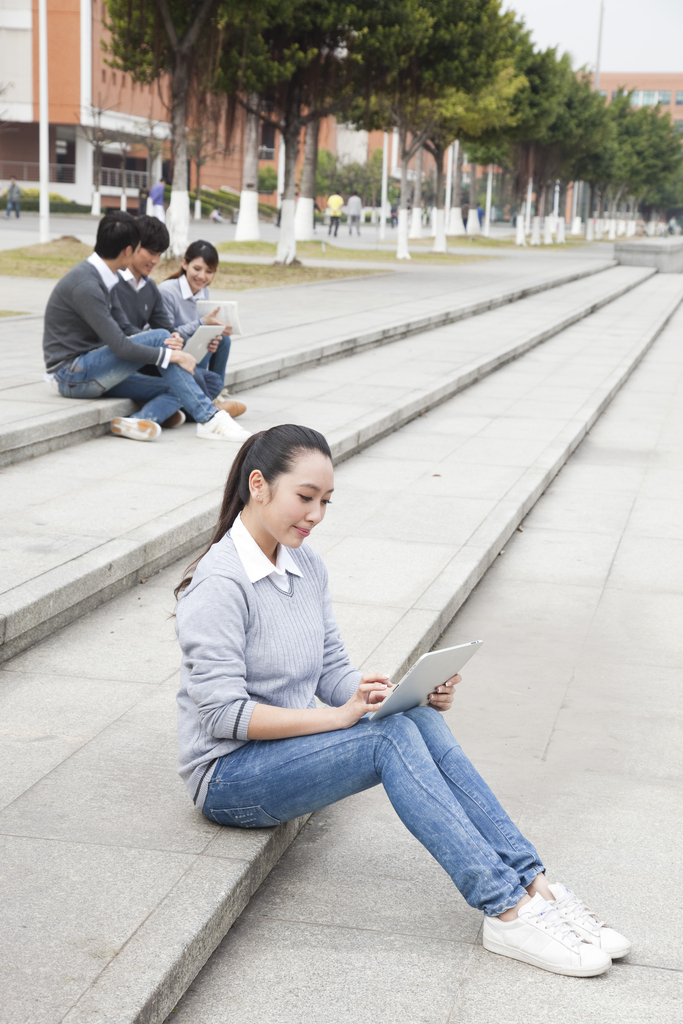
[504,0,683,73]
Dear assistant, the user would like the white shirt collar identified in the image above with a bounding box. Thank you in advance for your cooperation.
[88,251,120,291]
[229,512,303,585]
[119,267,148,292]
[179,274,195,301]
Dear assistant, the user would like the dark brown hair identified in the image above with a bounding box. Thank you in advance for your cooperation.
[164,239,219,280]
[174,424,332,598]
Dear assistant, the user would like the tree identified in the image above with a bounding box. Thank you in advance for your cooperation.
[78,99,118,216]
[353,0,516,259]
[104,0,222,254]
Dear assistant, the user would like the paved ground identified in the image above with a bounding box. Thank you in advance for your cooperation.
[163,300,683,1024]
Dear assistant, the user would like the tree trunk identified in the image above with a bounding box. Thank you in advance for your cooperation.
[166,51,190,257]
[275,84,302,265]
[235,92,261,241]
[451,142,465,235]
[295,115,319,241]
[431,145,446,253]
[396,125,411,260]
[409,145,423,239]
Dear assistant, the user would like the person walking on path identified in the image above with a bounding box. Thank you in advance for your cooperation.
[347,191,362,235]
[158,239,245,420]
[112,216,245,425]
[175,424,631,980]
[327,192,344,236]
[149,178,166,223]
[5,177,21,218]
[42,212,248,443]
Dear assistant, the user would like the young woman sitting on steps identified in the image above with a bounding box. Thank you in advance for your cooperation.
[159,239,246,421]
[174,424,631,978]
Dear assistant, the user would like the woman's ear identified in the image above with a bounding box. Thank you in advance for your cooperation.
[248,469,265,502]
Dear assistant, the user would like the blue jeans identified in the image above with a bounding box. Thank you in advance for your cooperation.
[53,329,218,424]
[6,199,20,218]
[198,334,230,383]
[203,707,544,917]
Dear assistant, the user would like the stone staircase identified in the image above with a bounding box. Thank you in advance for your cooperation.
[1,259,681,1024]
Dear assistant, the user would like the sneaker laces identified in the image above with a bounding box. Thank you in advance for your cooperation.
[523,900,584,948]
[554,888,605,931]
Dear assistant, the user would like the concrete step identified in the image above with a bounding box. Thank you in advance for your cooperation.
[2,278,681,1024]
[0,267,661,662]
[0,258,615,467]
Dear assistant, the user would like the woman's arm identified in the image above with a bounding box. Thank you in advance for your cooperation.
[247,673,393,740]
[158,281,204,341]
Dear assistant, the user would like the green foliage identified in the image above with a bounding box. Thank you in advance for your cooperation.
[313,148,384,204]
[258,165,278,193]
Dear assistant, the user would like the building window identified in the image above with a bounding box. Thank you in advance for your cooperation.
[674,121,683,136]
[598,90,607,98]
[658,91,671,104]
[676,91,683,105]
[259,123,276,160]
[630,91,641,106]
[641,90,656,106]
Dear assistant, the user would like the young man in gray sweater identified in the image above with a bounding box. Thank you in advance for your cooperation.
[43,212,249,442]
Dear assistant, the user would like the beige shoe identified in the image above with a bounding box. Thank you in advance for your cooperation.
[213,398,246,418]
[161,410,186,429]
[110,417,161,441]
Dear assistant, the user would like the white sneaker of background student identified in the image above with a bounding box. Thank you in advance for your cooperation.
[110,417,162,441]
[196,408,251,441]
[482,893,612,976]
[548,883,631,958]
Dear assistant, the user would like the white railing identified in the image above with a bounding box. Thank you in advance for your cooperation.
[99,168,149,189]
[0,161,76,184]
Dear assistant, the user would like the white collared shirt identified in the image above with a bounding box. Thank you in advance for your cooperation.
[179,274,209,304]
[228,512,303,593]
[119,267,149,292]
[87,251,120,292]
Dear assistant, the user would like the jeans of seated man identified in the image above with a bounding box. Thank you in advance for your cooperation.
[53,328,217,424]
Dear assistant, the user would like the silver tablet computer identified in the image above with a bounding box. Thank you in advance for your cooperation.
[368,641,483,721]
[183,325,220,362]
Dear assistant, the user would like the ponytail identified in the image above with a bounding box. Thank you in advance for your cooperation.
[174,424,332,598]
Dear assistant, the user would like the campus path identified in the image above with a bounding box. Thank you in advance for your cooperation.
[162,302,683,1024]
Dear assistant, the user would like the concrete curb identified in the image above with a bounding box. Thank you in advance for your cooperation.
[51,282,683,1024]
[0,266,639,664]
[0,260,615,467]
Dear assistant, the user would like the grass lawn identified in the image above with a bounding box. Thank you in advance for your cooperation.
[0,237,385,288]
[217,239,494,264]
[0,310,28,316]
[409,234,590,249]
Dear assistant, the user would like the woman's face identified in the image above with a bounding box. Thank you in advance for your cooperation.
[249,451,334,550]
[183,256,215,293]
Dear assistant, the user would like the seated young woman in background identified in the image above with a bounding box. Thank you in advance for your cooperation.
[174,424,631,979]
[159,239,247,423]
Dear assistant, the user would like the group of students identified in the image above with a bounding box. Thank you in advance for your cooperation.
[43,211,250,443]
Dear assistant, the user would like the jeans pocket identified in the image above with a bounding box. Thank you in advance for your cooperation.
[207,804,282,828]
[57,377,107,399]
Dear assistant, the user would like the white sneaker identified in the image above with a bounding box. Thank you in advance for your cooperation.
[482,893,611,976]
[110,417,161,442]
[196,408,251,441]
[548,883,631,959]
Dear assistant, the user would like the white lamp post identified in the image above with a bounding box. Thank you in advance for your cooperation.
[483,164,493,237]
[38,0,50,243]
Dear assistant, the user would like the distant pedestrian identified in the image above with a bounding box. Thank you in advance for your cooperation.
[137,185,149,217]
[347,191,362,235]
[209,208,224,223]
[327,192,344,236]
[390,201,398,228]
[477,204,484,226]
[5,176,20,218]
[149,178,166,223]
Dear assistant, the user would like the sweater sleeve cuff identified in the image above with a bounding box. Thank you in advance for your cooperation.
[223,698,257,741]
[158,346,172,369]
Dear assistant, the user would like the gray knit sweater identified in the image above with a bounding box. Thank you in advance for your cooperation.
[175,534,361,807]
[43,260,167,371]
